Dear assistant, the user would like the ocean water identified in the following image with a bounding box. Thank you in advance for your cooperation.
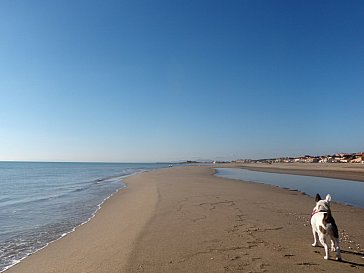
[0,162,169,272]
[215,168,364,208]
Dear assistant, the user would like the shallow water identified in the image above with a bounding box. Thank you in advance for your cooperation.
[215,168,364,208]
[0,162,170,272]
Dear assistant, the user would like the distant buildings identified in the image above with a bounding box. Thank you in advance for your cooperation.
[233,152,364,164]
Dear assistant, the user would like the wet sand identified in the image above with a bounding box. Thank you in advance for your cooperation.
[7,166,364,273]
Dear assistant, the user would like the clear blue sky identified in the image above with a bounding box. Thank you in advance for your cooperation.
[1,0,363,162]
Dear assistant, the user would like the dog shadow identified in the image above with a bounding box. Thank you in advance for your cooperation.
[339,249,364,268]
[340,249,364,257]
[314,247,364,267]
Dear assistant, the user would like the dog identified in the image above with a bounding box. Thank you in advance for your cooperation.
[310,193,342,261]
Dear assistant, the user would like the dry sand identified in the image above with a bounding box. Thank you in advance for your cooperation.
[7,166,364,273]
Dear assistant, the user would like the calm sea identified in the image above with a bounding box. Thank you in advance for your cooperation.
[0,162,170,272]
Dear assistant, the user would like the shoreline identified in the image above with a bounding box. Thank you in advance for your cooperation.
[1,184,126,273]
[6,171,160,273]
[6,166,364,272]
[1,165,167,273]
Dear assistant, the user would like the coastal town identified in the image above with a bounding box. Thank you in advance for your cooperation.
[233,152,364,164]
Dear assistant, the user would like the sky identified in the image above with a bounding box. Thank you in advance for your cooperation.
[0,0,363,162]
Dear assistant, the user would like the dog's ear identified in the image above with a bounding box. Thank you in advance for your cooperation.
[325,194,332,203]
[315,193,322,202]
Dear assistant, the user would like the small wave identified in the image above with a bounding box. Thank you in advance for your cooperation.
[0,163,167,273]
[0,183,127,273]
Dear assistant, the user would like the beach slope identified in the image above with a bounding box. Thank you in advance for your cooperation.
[6,172,159,273]
[7,166,364,273]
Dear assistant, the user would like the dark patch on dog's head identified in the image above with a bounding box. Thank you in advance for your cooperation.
[315,193,322,202]
[314,195,331,213]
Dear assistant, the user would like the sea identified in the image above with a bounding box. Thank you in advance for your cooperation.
[0,161,170,272]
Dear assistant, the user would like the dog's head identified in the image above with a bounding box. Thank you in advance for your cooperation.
[313,193,332,213]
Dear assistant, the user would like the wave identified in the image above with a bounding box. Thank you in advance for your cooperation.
[0,164,167,272]
[0,175,127,210]
[0,175,134,272]
[0,183,127,273]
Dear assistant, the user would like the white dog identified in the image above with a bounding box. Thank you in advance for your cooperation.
[310,193,341,261]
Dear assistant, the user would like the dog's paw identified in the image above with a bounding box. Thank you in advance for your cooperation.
[324,256,329,260]
[312,243,318,247]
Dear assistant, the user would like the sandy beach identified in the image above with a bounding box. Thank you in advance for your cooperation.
[7,166,364,273]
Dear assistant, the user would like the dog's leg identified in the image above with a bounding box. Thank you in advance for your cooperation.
[319,235,329,260]
[330,239,335,252]
[334,238,342,261]
[312,230,319,247]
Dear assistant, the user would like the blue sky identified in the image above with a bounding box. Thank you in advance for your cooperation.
[1,0,363,162]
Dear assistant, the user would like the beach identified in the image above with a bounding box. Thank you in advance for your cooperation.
[6,166,364,273]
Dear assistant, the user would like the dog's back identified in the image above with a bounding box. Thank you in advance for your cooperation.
[311,211,332,236]
[311,193,341,260]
